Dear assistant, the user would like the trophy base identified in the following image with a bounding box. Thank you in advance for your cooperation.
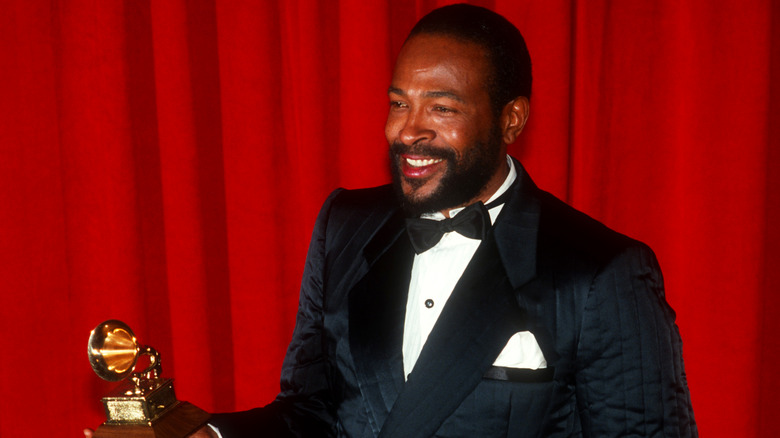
[93,402,210,438]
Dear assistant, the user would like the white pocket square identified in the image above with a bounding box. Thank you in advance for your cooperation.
[493,331,547,369]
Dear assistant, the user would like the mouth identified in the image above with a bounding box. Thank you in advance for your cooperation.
[405,156,444,167]
[400,154,446,178]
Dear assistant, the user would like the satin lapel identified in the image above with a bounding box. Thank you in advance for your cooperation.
[378,231,535,438]
[494,159,541,289]
[349,210,411,434]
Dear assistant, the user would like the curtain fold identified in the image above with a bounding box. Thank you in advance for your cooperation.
[0,1,776,436]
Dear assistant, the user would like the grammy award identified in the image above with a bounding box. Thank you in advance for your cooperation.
[87,320,210,437]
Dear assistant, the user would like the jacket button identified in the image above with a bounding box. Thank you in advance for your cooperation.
[425,299,434,308]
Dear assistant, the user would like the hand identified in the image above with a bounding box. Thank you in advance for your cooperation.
[83,429,93,438]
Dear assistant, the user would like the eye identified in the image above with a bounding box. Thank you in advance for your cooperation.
[389,100,408,109]
[433,105,456,114]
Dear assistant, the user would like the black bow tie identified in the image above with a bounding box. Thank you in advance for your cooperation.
[405,200,495,254]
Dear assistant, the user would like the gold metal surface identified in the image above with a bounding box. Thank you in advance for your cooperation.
[101,378,179,424]
[106,399,148,424]
[101,327,136,374]
[87,320,210,436]
[88,320,140,382]
[88,320,162,383]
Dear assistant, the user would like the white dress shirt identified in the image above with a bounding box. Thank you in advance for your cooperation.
[402,156,517,378]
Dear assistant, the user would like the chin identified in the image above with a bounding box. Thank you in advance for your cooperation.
[402,179,442,203]
[402,178,437,197]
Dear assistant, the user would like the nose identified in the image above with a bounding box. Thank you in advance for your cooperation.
[397,108,435,146]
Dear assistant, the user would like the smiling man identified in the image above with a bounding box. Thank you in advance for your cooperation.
[386,31,522,218]
[204,4,697,437]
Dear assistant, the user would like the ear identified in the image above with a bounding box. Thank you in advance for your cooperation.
[500,97,530,145]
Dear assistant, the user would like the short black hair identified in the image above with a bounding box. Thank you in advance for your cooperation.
[407,4,532,114]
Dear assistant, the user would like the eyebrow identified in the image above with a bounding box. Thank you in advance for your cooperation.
[387,86,465,103]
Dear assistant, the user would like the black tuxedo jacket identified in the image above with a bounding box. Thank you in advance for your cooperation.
[211,159,696,437]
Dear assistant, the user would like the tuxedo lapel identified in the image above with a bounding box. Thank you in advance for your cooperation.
[348,210,411,434]
[378,231,533,438]
[494,159,541,290]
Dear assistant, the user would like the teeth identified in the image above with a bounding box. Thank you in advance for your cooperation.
[406,157,443,167]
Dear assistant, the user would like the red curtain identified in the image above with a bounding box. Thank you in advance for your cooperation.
[1,0,777,436]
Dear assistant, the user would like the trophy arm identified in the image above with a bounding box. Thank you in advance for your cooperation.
[129,345,162,394]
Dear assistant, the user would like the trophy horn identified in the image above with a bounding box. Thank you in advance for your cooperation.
[88,319,161,383]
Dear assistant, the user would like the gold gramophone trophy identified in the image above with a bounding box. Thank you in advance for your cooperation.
[87,320,210,437]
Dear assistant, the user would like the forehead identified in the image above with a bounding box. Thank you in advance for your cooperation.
[391,34,491,93]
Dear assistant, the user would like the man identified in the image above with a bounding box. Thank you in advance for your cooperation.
[93,4,695,437]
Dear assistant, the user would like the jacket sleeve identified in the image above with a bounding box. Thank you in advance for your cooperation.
[575,244,697,437]
[209,189,345,437]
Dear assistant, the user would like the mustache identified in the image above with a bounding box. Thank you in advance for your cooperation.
[389,141,455,161]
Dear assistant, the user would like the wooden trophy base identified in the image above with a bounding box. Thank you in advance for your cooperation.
[94,402,210,438]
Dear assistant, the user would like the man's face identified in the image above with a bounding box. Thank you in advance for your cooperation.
[386,34,507,216]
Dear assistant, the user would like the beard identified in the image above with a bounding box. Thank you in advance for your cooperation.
[389,127,503,217]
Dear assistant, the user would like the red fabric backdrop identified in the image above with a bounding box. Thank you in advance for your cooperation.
[1,0,778,436]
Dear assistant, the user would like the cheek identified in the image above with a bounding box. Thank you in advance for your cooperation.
[447,114,496,152]
[439,122,475,155]
[385,112,402,143]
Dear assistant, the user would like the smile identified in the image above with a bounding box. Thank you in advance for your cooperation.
[405,157,444,167]
[399,154,447,180]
